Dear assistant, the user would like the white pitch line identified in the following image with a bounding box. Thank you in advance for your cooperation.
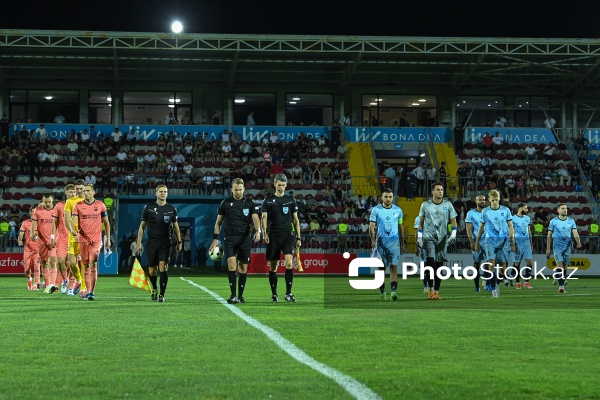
[180,277,381,400]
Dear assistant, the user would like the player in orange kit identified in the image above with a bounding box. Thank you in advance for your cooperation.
[72,184,111,300]
[32,193,59,294]
[18,206,40,290]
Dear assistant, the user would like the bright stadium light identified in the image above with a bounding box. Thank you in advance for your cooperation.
[171,21,183,34]
[45,96,53,100]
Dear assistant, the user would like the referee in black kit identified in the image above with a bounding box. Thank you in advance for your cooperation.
[261,173,301,303]
[210,178,261,304]
[136,184,182,303]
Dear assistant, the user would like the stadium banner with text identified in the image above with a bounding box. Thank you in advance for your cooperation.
[0,252,118,275]
[12,123,114,140]
[11,123,557,144]
[464,127,556,144]
[344,127,452,143]
[0,253,26,274]
[11,123,230,142]
[248,253,358,274]
[584,129,600,146]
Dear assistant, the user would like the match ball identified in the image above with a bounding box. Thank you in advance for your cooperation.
[209,243,224,261]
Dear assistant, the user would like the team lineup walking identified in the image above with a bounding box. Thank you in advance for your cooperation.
[16,176,586,301]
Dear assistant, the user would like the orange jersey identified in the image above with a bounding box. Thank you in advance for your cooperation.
[53,200,69,241]
[32,206,56,245]
[64,196,84,242]
[73,200,107,244]
[20,219,38,252]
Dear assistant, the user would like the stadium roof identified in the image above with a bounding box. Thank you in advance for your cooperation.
[1,30,600,100]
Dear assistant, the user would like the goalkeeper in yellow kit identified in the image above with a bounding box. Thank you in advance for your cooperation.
[64,179,87,296]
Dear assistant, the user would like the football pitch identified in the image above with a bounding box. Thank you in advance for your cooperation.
[1,274,599,400]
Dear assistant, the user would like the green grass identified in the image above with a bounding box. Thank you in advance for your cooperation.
[1,274,599,400]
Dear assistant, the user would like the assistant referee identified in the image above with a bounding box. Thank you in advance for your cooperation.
[261,173,301,303]
[211,178,261,304]
[136,184,182,303]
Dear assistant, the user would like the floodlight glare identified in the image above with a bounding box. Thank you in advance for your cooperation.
[171,21,183,34]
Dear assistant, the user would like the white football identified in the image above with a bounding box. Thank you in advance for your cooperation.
[209,243,224,261]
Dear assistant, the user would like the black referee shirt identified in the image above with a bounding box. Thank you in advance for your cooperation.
[141,202,178,240]
[261,195,298,235]
[217,197,259,236]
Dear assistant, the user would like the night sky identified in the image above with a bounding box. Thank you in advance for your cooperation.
[3,0,599,38]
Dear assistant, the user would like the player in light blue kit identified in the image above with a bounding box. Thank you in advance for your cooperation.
[369,188,405,301]
[546,203,583,293]
[414,215,429,293]
[510,203,534,289]
[474,189,515,298]
[417,182,457,300]
[465,194,486,292]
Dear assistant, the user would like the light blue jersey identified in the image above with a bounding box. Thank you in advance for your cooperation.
[548,217,577,265]
[548,217,576,250]
[466,208,485,263]
[481,205,513,248]
[512,214,533,263]
[512,214,531,246]
[481,205,513,263]
[370,204,403,266]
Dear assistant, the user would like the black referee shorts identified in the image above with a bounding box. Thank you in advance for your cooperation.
[224,235,252,263]
[146,238,172,267]
[266,232,295,261]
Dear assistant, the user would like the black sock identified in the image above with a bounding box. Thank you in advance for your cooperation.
[269,271,278,295]
[433,263,442,291]
[426,258,435,289]
[149,275,158,291]
[557,268,566,286]
[228,271,237,296]
[525,265,532,282]
[515,265,521,283]
[474,264,480,288]
[238,273,247,297]
[391,281,398,292]
[422,278,429,288]
[159,271,168,296]
[285,268,294,295]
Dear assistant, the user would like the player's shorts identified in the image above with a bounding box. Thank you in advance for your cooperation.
[68,241,80,256]
[79,241,102,264]
[483,238,509,263]
[421,238,448,263]
[56,238,69,259]
[512,242,533,264]
[553,245,571,267]
[38,243,57,261]
[471,249,486,263]
[377,239,401,267]
[146,238,172,267]
[266,232,295,261]
[483,245,509,264]
[224,234,252,263]
[23,250,40,271]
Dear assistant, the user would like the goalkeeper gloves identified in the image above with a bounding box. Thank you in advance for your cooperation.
[447,228,457,246]
[417,230,423,248]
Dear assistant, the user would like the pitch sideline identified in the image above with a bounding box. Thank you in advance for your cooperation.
[180,277,382,400]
